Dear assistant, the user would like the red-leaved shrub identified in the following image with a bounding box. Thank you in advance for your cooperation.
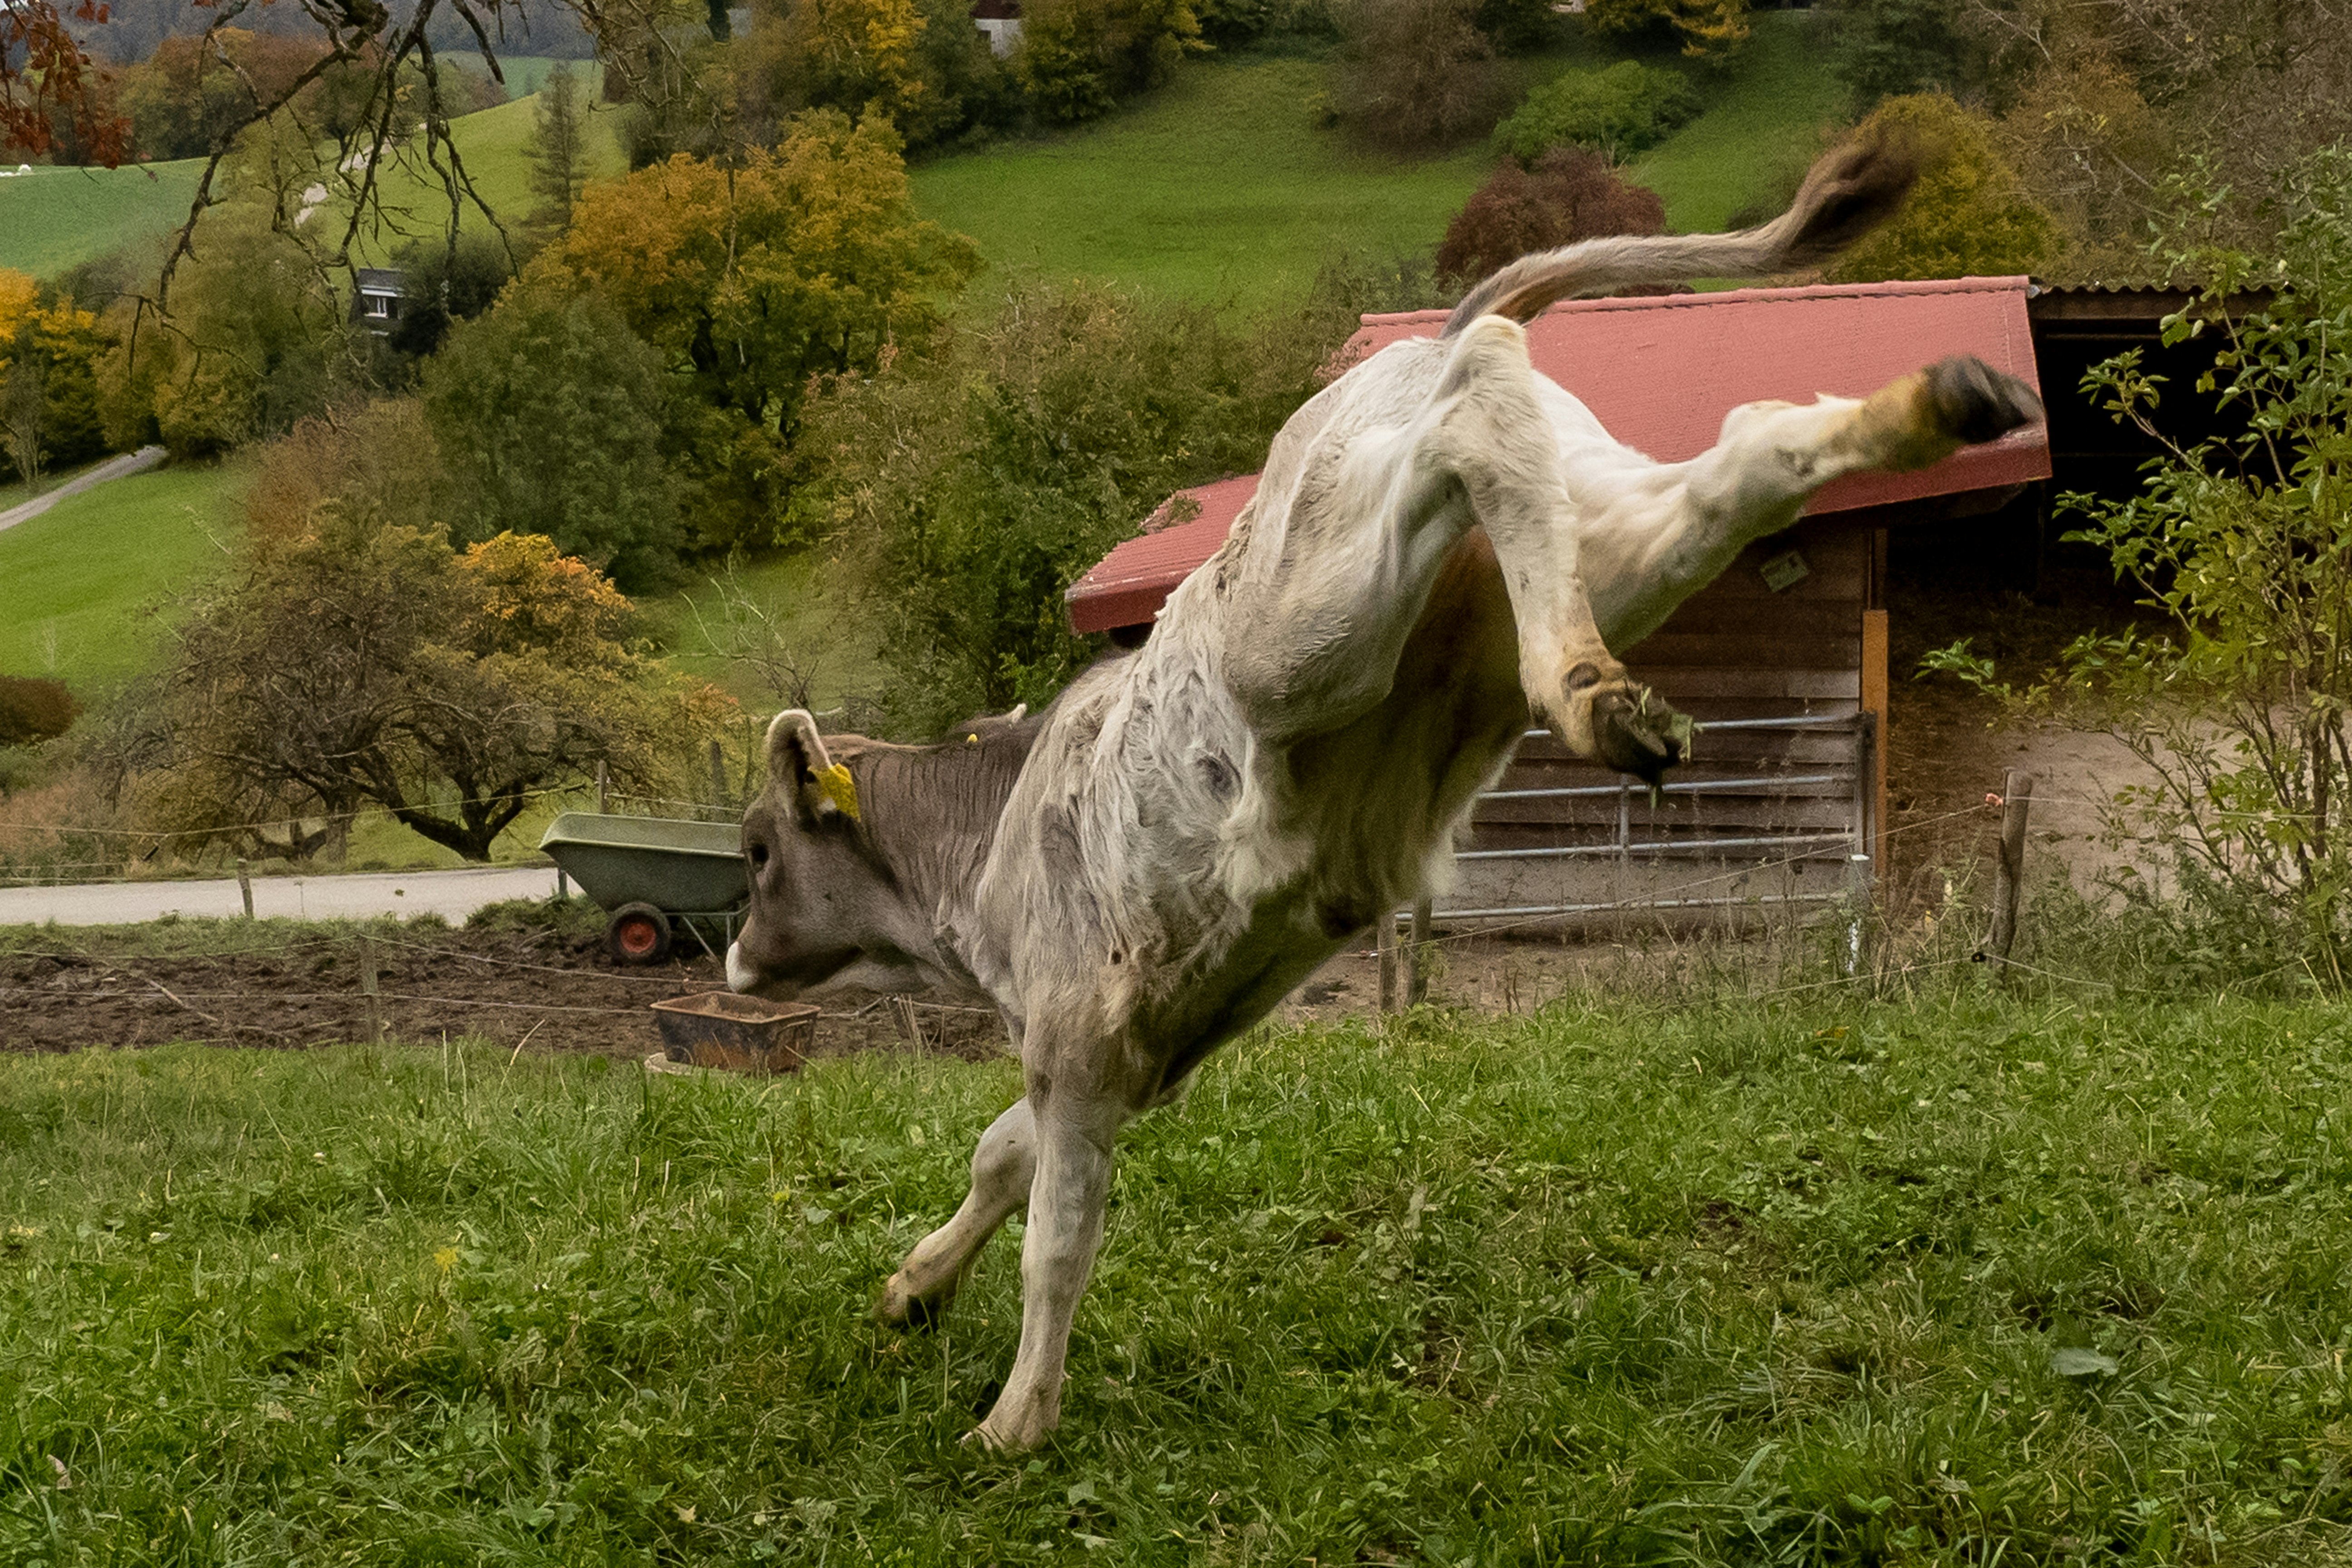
[1435,146,1670,287]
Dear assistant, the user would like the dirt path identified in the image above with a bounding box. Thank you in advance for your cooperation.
[0,864,559,927]
[0,446,166,533]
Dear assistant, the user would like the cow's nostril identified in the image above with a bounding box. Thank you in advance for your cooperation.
[749,841,769,869]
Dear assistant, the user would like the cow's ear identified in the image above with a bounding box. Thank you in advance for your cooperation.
[766,710,859,826]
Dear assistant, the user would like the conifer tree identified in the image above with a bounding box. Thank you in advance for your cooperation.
[524,64,588,240]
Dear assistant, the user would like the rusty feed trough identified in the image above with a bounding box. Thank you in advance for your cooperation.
[650,992,818,1074]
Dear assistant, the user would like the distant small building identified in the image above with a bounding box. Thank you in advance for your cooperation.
[350,268,405,334]
[970,0,1021,55]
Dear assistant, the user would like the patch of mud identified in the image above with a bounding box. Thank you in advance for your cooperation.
[0,926,1007,1063]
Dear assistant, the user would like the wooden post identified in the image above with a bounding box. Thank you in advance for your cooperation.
[1375,913,1398,1014]
[1985,769,2035,966]
[596,761,609,815]
[359,935,382,1044]
[1407,898,1432,1006]
[235,858,254,920]
[709,739,728,810]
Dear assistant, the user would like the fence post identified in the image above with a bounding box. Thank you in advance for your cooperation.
[596,761,609,815]
[1984,769,2035,967]
[235,858,254,920]
[359,935,382,1044]
[709,739,728,812]
[1376,914,1398,1014]
[1407,898,1432,1006]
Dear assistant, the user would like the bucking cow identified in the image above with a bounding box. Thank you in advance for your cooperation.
[725,127,2043,1451]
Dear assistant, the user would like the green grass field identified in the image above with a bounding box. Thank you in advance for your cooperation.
[0,462,241,691]
[357,80,627,256]
[911,13,1845,309]
[2,980,2348,1562]
[0,160,205,279]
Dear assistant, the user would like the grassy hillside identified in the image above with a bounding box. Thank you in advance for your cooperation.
[0,462,242,691]
[0,73,622,281]
[911,12,1845,310]
[358,81,627,252]
[0,160,204,279]
[909,57,1492,310]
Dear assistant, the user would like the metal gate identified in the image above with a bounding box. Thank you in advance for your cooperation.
[1432,712,1877,926]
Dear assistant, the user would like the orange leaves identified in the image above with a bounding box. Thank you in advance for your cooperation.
[0,0,132,164]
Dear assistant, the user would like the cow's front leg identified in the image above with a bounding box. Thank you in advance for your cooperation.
[879,1097,1036,1327]
[970,1095,1120,1451]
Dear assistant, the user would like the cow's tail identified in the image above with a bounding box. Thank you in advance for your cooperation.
[1440,122,1926,339]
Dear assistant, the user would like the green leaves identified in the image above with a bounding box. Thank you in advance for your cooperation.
[2051,1346,2120,1378]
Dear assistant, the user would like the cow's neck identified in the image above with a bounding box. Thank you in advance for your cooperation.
[846,726,1041,983]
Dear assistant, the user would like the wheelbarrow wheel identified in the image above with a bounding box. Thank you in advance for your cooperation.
[607,903,673,965]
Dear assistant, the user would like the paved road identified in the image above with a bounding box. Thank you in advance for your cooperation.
[0,865,561,927]
[0,446,168,533]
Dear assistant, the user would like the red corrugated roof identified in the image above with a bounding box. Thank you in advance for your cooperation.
[1067,276,2049,633]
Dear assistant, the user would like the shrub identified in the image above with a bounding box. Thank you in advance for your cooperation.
[1328,0,1511,154]
[1582,0,1748,59]
[0,676,78,747]
[1824,93,2056,283]
[1436,146,1667,286]
[386,233,515,359]
[1492,61,1698,166]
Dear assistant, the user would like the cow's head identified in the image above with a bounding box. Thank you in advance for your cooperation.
[725,711,936,1000]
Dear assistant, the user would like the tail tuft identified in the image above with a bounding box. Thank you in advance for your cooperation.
[1769,118,1930,270]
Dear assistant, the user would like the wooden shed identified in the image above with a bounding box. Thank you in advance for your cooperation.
[1064,278,2051,928]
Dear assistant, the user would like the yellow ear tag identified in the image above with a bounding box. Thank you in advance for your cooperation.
[966,733,979,744]
[817,763,860,823]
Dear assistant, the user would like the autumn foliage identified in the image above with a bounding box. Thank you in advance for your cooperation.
[1436,147,1668,287]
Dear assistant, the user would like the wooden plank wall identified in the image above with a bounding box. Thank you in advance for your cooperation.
[1438,523,1879,923]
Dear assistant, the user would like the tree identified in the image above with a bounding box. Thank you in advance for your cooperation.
[554,110,979,549]
[421,280,685,590]
[1825,94,2056,284]
[1582,0,1749,59]
[1818,0,1970,108]
[387,233,516,359]
[103,208,359,458]
[2,354,45,494]
[1436,147,1668,287]
[1329,0,1511,154]
[1014,0,1204,123]
[143,510,728,862]
[523,63,591,241]
[802,279,1374,734]
[0,295,110,487]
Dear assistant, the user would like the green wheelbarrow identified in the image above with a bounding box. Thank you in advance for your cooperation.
[538,812,748,965]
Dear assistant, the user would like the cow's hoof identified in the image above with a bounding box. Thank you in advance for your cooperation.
[966,1413,1051,1453]
[1591,683,1688,787]
[876,1272,953,1329]
[1922,355,2043,446]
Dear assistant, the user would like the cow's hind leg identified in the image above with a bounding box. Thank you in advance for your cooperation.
[878,1097,1036,1327]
